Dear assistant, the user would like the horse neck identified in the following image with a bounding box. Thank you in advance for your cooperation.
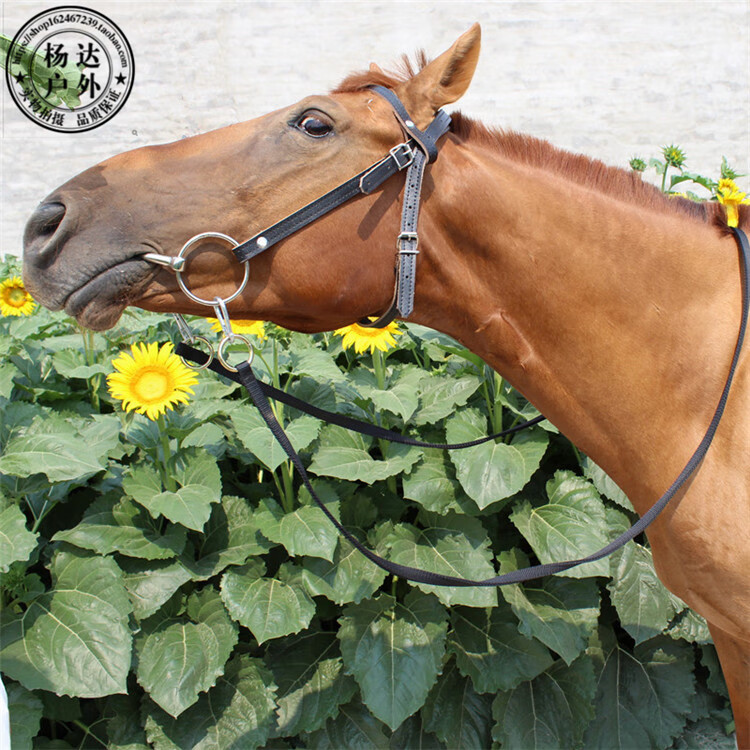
[414,137,742,511]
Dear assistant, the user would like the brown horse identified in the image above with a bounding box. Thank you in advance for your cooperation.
[21,24,750,743]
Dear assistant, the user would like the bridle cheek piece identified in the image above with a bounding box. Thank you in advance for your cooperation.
[142,87,750,589]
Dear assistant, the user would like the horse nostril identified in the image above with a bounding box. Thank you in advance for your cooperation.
[23,202,68,265]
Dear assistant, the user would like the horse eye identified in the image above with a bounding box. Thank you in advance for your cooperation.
[297,113,333,138]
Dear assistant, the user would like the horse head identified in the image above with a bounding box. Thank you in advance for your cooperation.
[22,25,481,332]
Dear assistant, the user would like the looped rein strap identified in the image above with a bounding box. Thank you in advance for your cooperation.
[177,226,750,588]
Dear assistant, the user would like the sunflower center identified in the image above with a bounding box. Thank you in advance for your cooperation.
[7,288,27,307]
[131,367,172,404]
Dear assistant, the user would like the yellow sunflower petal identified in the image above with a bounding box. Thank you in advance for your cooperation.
[0,276,36,317]
[334,318,402,355]
[107,341,198,420]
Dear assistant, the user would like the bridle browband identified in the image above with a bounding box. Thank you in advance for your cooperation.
[144,87,750,589]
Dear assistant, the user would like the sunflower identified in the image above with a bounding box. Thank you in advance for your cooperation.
[107,341,198,420]
[0,276,36,317]
[207,317,267,340]
[716,178,750,228]
[334,318,402,354]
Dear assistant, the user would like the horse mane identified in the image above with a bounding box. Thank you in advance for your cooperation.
[333,59,747,234]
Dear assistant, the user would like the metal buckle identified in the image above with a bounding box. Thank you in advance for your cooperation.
[389,143,415,170]
[396,231,419,254]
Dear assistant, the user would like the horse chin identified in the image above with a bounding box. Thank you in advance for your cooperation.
[53,257,156,331]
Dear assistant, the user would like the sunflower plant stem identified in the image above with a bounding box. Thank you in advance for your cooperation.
[156,415,176,493]
[80,328,101,410]
[661,163,669,193]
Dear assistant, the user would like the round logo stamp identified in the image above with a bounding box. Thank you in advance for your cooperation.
[5,5,134,133]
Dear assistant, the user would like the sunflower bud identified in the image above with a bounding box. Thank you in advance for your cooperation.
[629,157,647,173]
[661,144,686,169]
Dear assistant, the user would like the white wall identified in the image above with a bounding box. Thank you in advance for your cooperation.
[2,0,748,256]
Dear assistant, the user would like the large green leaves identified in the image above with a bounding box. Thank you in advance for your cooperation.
[422,661,493,748]
[265,626,357,736]
[0,433,104,482]
[447,603,553,692]
[584,634,696,748]
[124,449,222,531]
[0,502,37,572]
[231,406,320,471]
[491,656,596,749]
[6,682,43,750]
[0,547,132,697]
[221,560,315,643]
[309,425,422,484]
[255,494,339,561]
[302,538,387,605]
[144,655,277,750]
[376,512,497,607]
[447,409,548,510]
[608,542,685,644]
[136,588,238,717]
[53,495,186,560]
[499,549,600,664]
[337,591,448,730]
[511,470,609,578]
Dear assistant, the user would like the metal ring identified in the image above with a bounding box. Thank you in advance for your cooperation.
[217,334,255,373]
[175,232,250,307]
[180,335,215,371]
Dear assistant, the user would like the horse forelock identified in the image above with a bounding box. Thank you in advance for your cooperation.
[331,51,430,94]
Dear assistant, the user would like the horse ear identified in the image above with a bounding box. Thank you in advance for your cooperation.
[400,23,481,124]
[369,62,385,75]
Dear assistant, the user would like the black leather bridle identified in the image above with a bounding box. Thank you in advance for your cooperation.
[168,87,750,588]
[231,86,452,327]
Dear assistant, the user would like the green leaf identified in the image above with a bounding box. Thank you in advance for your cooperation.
[448,603,553,692]
[337,590,448,730]
[126,450,222,531]
[7,681,43,750]
[265,627,357,736]
[53,496,186,560]
[0,547,132,697]
[220,562,315,644]
[667,607,712,645]
[580,455,633,510]
[143,655,277,750]
[51,349,109,379]
[388,715,444,750]
[301,537,388,605]
[305,699,390,749]
[119,558,192,621]
[0,433,103,482]
[491,656,596,749]
[422,660,493,749]
[414,374,482,425]
[447,409,548,510]
[583,634,695,748]
[183,495,272,580]
[290,347,346,383]
[0,502,37,572]
[255,495,339,561]
[309,425,422,484]
[354,364,423,422]
[499,549,600,665]
[136,587,238,717]
[510,470,609,578]
[608,542,684,644]
[232,406,321,471]
[376,513,497,607]
[403,448,471,515]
